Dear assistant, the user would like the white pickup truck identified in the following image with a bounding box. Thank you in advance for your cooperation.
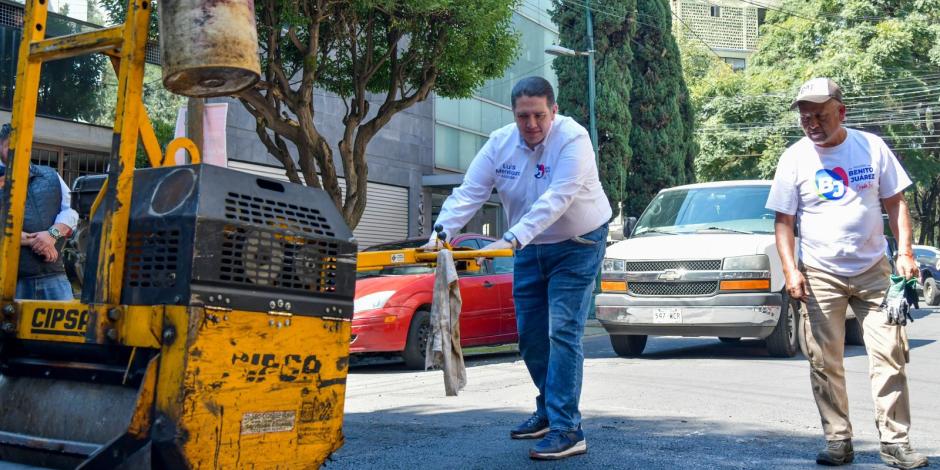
[597,180,865,358]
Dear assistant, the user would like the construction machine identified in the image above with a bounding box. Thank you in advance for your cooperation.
[0,0,357,467]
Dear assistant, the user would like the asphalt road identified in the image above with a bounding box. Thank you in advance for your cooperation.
[328,308,940,469]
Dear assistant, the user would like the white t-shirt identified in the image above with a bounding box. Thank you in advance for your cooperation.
[765,129,912,276]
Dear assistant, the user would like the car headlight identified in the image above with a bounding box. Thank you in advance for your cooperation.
[603,258,626,273]
[354,291,396,313]
[722,255,770,271]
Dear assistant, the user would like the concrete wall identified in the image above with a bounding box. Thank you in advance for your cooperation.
[213,93,435,240]
[0,110,112,153]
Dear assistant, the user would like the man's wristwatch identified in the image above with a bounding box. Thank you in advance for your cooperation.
[502,231,518,249]
[47,226,63,241]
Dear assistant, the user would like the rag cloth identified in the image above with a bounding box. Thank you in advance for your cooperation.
[425,249,466,396]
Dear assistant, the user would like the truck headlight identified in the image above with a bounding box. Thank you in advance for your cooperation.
[722,255,770,271]
[601,259,628,292]
[603,258,626,273]
[354,291,396,313]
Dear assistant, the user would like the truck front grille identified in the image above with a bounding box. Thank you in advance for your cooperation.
[629,281,718,297]
[625,260,721,272]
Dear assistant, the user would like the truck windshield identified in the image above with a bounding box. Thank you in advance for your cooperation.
[633,185,774,237]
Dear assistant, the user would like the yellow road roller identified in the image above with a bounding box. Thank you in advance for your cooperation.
[0,0,355,467]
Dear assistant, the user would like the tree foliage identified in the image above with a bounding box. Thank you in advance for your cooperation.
[96,0,184,165]
[240,0,519,228]
[552,0,635,219]
[691,0,940,245]
[553,0,694,219]
[623,0,696,217]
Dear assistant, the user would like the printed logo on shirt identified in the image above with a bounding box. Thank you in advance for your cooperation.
[534,163,550,179]
[847,165,875,191]
[815,167,849,200]
[496,163,520,180]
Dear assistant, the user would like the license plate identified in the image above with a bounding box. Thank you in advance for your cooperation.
[653,308,682,324]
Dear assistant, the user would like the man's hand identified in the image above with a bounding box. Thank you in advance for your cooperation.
[27,232,58,262]
[480,239,513,252]
[476,239,514,266]
[896,253,919,280]
[785,269,808,301]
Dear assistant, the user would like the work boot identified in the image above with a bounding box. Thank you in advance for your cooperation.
[816,439,854,466]
[529,427,587,460]
[880,442,929,469]
[510,413,549,440]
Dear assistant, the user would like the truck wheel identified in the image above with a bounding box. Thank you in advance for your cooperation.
[402,309,431,370]
[925,278,940,306]
[610,334,647,357]
[844,317,865,346]
[766,295,799,357]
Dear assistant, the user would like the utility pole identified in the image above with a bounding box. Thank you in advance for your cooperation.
[586,0,598,156]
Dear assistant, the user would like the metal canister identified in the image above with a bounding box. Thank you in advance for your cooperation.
[159,0,261,97]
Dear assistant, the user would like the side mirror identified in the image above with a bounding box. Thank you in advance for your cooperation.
[624,217,638,239]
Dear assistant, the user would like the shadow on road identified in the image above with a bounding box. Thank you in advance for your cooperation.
[329,405,926,469]
[350,347,522,374]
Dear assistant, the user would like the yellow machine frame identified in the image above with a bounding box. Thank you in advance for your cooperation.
[1,0,198,310]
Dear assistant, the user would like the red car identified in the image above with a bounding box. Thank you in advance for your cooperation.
[352,234,517,368]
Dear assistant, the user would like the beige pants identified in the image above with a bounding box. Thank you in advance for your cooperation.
[800,257,912,443]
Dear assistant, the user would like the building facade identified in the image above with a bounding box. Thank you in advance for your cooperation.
[670,0,781,70]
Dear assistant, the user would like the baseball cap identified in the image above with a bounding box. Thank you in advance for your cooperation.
[790,78,843,110]
[0,123,11,140]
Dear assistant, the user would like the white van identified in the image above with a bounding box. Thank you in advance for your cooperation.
[597,180,864,358]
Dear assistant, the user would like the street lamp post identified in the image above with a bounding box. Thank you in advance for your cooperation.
[546,2,601,318]
[544,3,598,156]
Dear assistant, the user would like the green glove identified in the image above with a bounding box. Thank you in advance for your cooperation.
[883,274,918,326]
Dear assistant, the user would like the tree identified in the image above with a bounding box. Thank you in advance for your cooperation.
[552,0,636,220]
[240,1,519,228]
[623,0,696,216]
[691,0,940,245]
[95,0,196,165]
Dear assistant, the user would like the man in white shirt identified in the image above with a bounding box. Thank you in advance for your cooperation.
[1,123,78,300]
[766,78,927,469]
[429,77,611,460]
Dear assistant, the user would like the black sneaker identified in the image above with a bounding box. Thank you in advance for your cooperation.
[510,414,549,440]
[880,442,929,469]
[816,439,854,466]
[529,428,587,460]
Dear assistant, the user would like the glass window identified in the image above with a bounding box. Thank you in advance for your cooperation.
[634,185,775,236]
[491,256,514,274]
[914,248,937,266]
[723,57,746,71]
[456,239,481,249]
[434,125,461,170]
[475,13,558,107]
[435,97,461,127]
[458,99,482,131]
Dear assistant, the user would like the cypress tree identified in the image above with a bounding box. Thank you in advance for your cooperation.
[624,0,696,217]
[552,0,636,219]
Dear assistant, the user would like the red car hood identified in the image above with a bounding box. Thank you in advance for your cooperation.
[355,274,432,298]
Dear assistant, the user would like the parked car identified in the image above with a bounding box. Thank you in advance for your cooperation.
[914,245,940,306]
[352,234,517,368]
[596,180,867,359]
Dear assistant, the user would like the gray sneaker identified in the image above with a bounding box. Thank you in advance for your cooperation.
[816,439,854,466]
[880,442,929,469]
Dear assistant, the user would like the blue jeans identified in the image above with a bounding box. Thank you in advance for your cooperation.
[513,223,607,432]
[16,273,74,300]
